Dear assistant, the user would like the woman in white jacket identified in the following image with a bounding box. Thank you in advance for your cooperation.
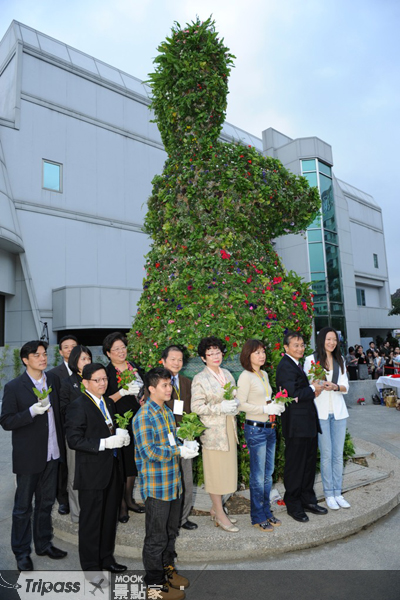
[304,327,350,511]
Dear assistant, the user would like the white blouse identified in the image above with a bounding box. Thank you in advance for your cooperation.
[304,354,349,421]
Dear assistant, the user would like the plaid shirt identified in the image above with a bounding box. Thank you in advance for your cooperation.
[132,400,182,501]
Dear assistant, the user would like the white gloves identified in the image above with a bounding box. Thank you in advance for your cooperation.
[103,435,125,449]
[119,381,141,397]
[263,402,285,416]
[179,446,199,459]
[221,400,237,414]
[116,429,131,446]
[31,402,51,416]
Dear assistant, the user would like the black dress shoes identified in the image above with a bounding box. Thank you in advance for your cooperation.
[303,503,328,515]
[127,503,145,514]
[58,503,70,515]
[118,515,130,524]
[181,520,198,530]
[36,545,68,559]
[287,511,309,523]
[17,556,33,571]
[104,563,127,573]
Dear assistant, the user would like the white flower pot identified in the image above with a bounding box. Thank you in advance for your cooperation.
[183,439,197,451]
[116,428,126,436]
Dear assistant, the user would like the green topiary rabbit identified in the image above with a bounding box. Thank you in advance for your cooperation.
[129,17,320,375]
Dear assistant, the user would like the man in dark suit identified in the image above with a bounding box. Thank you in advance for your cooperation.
[161,345,197,531]
[275,330,327,522]
[47,335,78,515]
[65,363,129,577]
[0,340,67,571]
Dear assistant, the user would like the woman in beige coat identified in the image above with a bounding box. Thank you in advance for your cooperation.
[191,336,239,532]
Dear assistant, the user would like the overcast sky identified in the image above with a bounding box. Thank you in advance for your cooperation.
[1,0,399,292]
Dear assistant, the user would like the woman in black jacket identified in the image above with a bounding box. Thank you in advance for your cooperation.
[60,345,92,523]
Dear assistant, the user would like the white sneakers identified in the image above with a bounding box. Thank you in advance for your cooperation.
[335,495,351,509]
[326,496,340,510]
[326,495,351,509]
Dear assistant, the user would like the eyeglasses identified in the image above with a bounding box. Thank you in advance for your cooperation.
[33,353,47,358]
[111,346,126,354]
[205,351,222,357]
[90,377,108,384]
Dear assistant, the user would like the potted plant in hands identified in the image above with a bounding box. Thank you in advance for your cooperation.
[115,410,134,437]
[177,412,207,451]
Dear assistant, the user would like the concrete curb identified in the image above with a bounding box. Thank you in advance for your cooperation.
[53,438,400,562]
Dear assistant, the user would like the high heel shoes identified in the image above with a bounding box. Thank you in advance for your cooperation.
[127,503,145,514]
[210,508,237,524]
[214,518,239,533]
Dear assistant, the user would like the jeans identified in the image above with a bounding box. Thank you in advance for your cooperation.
[318,414,347,497]
[244,423,276,524]
[12,459,58,559]
[143,495,181,585]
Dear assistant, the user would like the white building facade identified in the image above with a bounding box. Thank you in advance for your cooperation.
[0,21,397,347]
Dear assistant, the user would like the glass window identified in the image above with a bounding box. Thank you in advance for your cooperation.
[43,160,62,192]
[318,162,332,177]
[320,174,336,232]
[301,159,316,172]
[308,213,322,229]
[303,172,318,188]
[313,303,329,315]
[330,302,344,314]
[308,229,322,242]
[308,243,325,272]
[356,288,366,306]
[373,254,379,268]
[324,230,338,244]
[311,278,327,303]
[315,316,330,333]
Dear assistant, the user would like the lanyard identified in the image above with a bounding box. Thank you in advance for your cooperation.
[84,391,111,423]
[161,406,172,434]
[207,367,226,387]
[253,371,270,397]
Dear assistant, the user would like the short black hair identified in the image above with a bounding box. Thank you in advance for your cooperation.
[82,363,107,381]
[197,336,226,359]
[68,345,93,374]
[59,335,79,349]
[20,340,48,363]
[102,332,127,356]
[144,367,172,390]
[283,330,304,346]
[348,346,355,353]
[161,345,185,360]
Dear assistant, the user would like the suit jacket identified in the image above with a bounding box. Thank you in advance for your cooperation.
[65,393,122,490]
[165,373,192,425]
[0,371,65,474]
[191,367,238,451]
[275,354,321,439]
[59,373,83,425]
[47,362,69,383]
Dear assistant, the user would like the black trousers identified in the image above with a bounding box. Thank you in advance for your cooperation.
[143,495,182,585]
[56,461,69,506]
[78,459,123,571]
[283,436,318,513]
[12,459,58,559]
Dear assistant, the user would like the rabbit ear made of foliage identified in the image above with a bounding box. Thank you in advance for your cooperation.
[129,17,321,371]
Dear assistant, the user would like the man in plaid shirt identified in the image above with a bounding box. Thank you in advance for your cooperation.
[133,367,198,600]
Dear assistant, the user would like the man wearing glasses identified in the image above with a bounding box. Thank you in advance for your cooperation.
[0,340,67,572]
[65,363,130,580]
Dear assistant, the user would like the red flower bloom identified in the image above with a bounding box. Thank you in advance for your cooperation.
[187,285,193,290]
[246,277,252,284]
[155,262,160,268]
[273,277,282,284]
[233,342,238,347]
[220,249,231,260]
[225,336,230,341]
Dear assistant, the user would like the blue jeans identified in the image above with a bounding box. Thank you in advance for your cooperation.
[318,415,347,497]
[244,423,276,524]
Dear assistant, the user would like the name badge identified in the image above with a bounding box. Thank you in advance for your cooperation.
[173,400,184,415]
[168,432,176,447]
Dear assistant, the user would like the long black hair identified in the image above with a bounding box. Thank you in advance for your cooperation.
[315,327,344,373]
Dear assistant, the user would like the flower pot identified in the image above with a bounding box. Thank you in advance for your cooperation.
[183,439,198,451]
[116,428,126,436]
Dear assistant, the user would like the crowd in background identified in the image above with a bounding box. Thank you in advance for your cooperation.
[345,339,400,380]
